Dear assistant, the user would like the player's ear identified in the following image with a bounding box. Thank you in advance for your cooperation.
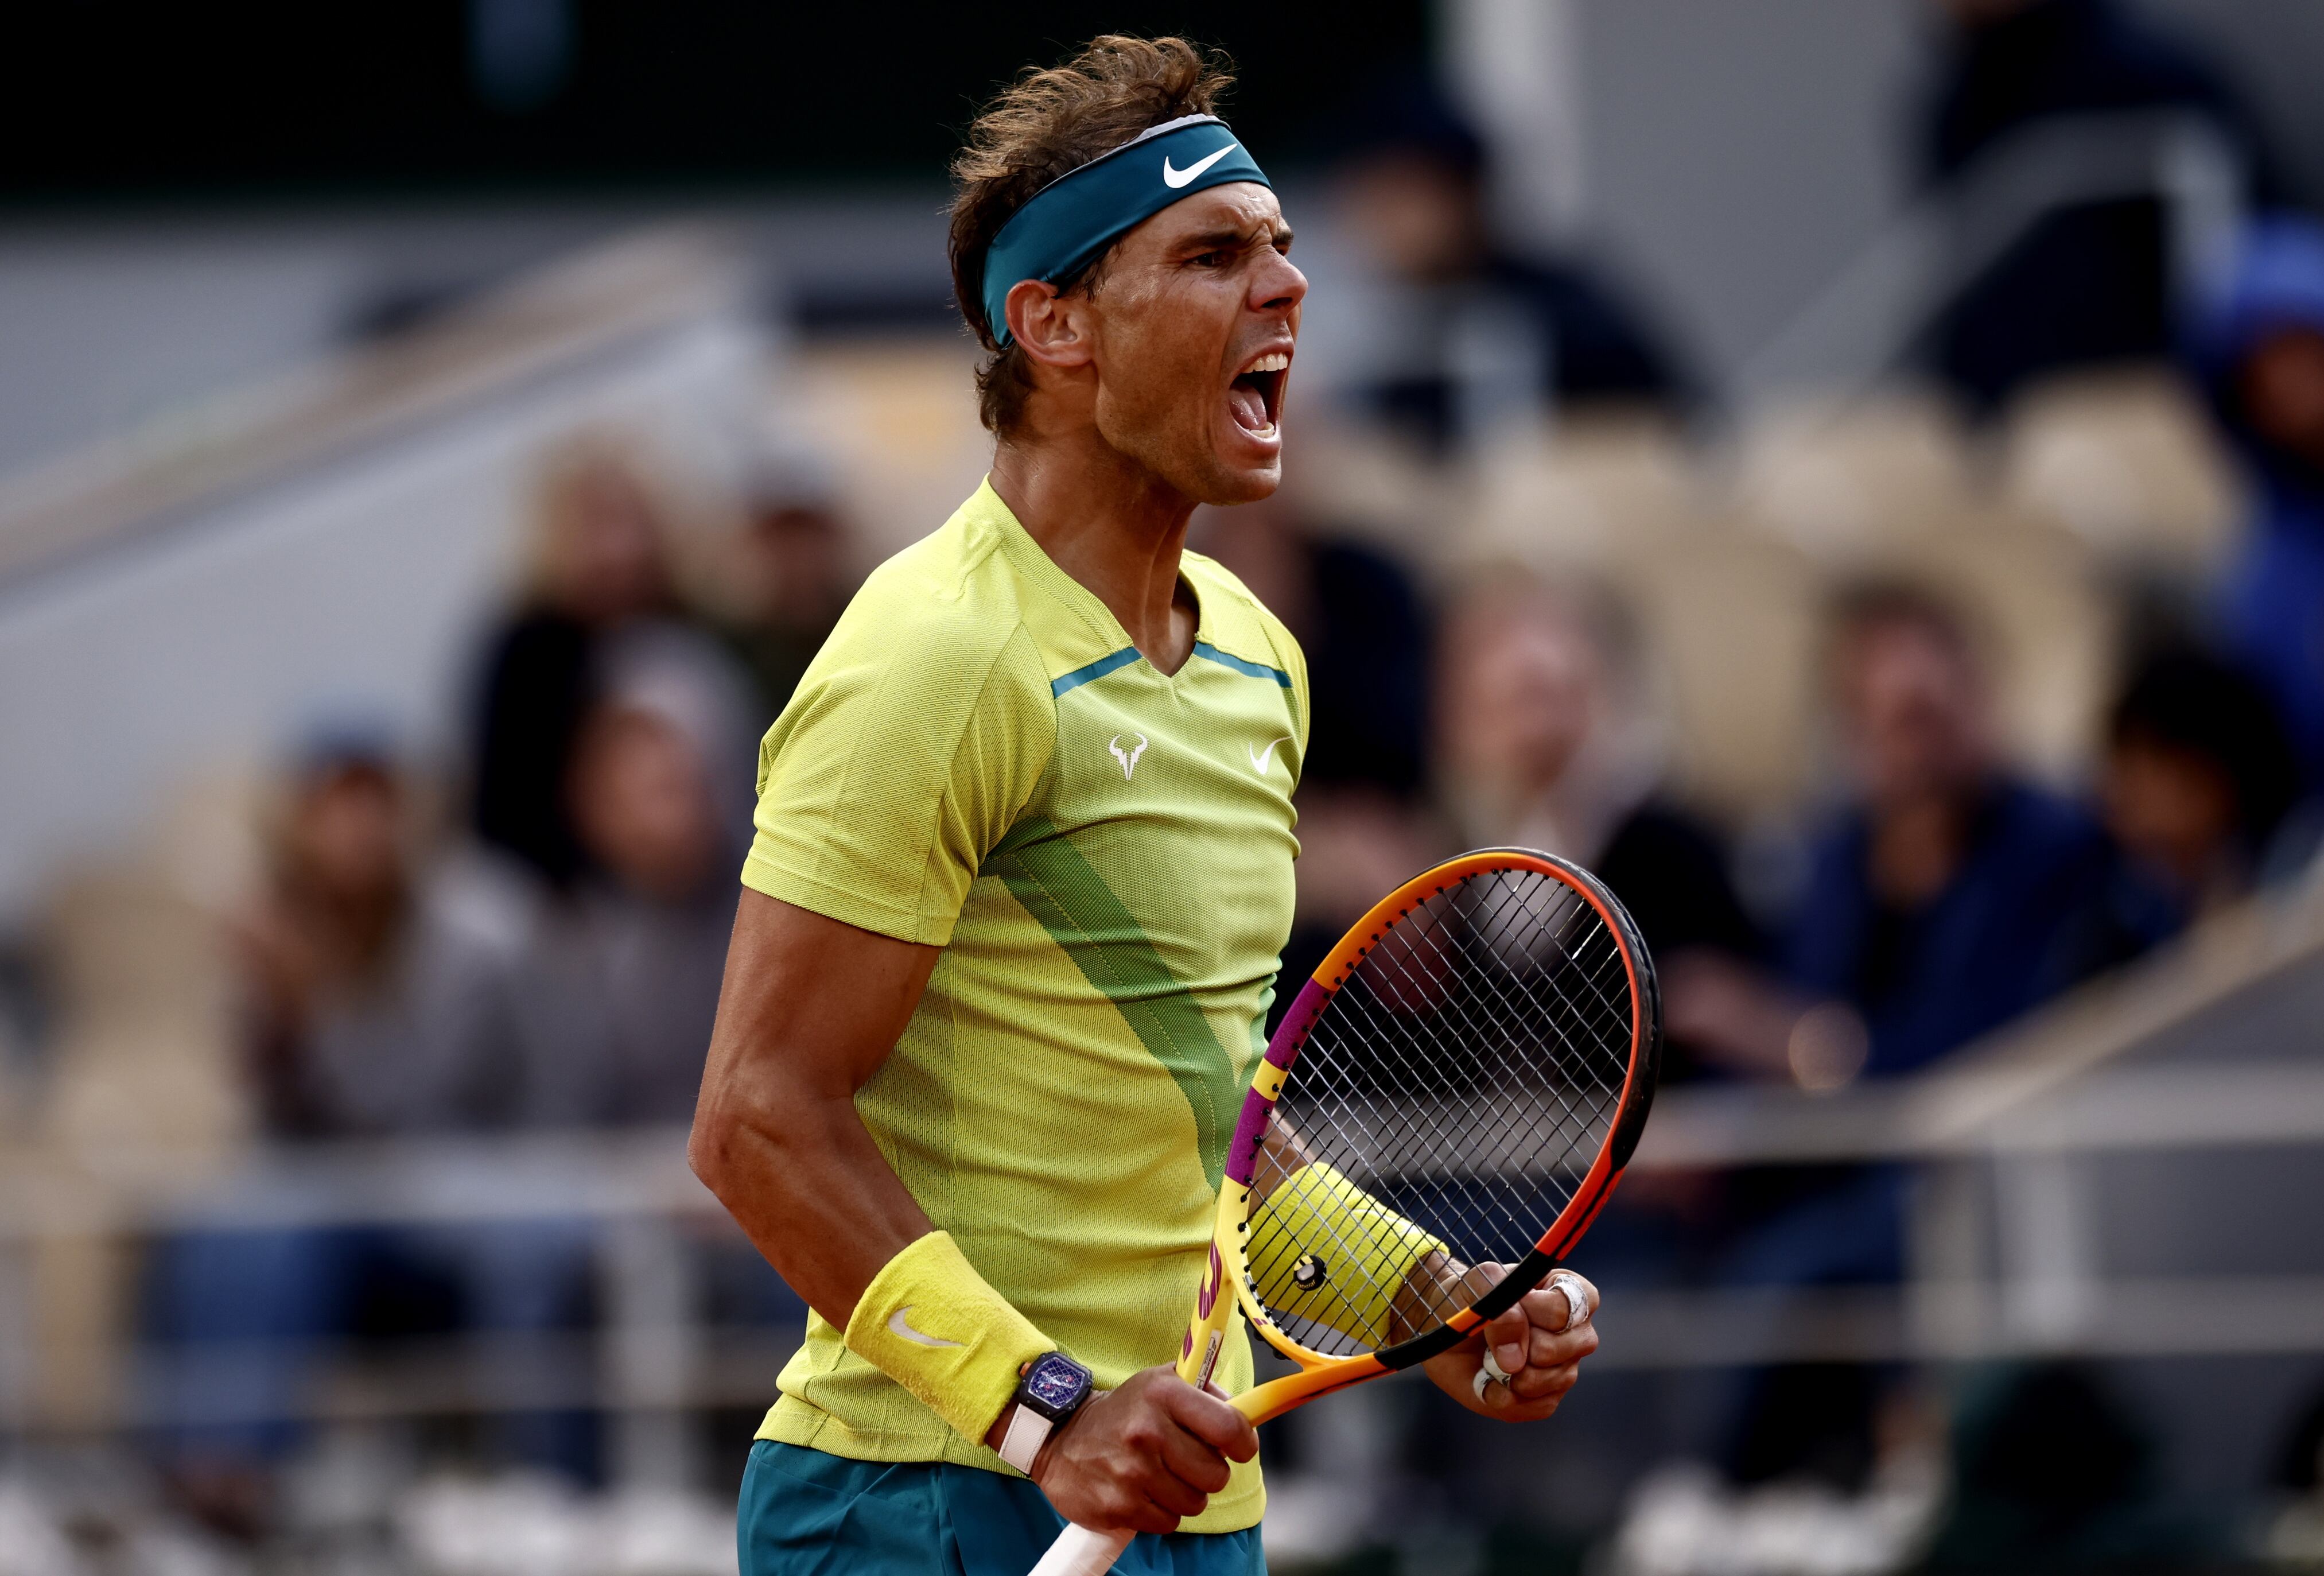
[1007,279,1096,370]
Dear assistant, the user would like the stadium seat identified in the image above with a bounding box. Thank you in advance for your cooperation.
[1467,406,1704,570]
[1727,389,1976,562]
[1611,520,1827,821]
[1996,367,2243,576]
[23,866,248,1431]
[787,340,1008,564]
[1277,417,1457,566]
[34,865,250,1164]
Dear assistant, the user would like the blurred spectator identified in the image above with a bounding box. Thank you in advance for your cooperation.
[1324,80,1690,455]
[1916,0,2269,412]
[2187,215,2324,788]
[1786,583,2131,1077]
[1194,492,1439,1015]
[1198,494,1433,800]
[151,681,749,1533]
[2100,646,2311,922]
[150,732,594,1535]
[1682,584,2148,1492]
[503,671,741,1127]
[235,730,511,1136]
[717,457,857,725]
[1434,570,1763,1085]
[469,435,754,890]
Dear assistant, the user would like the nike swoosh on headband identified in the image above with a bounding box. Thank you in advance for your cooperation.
[1163,143,1236,189]
[888,1306,963,1349]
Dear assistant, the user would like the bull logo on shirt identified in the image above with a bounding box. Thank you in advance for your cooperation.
[1107,732,1149,781]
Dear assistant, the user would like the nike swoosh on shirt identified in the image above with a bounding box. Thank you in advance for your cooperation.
[887,1307,963,1349]
[1162,145,1235,188]
[1249,735,1293,774]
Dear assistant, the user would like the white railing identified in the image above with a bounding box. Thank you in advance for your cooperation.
[0,228,751,592]
[0,225,773,923]
[1736,107,2246,399]
[2,869,2318,1455]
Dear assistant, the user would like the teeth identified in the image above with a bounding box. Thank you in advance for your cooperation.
[1246,352,1289,374]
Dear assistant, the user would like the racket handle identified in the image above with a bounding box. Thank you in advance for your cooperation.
[1029,1524,1133,1576]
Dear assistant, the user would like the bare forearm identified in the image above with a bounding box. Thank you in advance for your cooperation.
[1390,1251,1493,1342]
[1251,1114,1314,1204]
[689,890,945,1329]
[693,1084,932,1329]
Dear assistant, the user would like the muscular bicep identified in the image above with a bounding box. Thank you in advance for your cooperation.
[700,888,939,1100]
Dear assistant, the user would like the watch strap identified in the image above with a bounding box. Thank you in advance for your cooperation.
[997,1402,1054,1474]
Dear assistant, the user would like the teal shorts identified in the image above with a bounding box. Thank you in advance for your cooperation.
[737,1441,1266,1576]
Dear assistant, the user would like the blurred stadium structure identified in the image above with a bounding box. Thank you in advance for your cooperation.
[5,2,2324,1573]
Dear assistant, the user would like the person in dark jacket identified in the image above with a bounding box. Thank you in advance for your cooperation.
[1434,569,1763,1084]
[1191,492,1440,1023]
[2100,646,2311,926]
[717,456,860,727]
[2185,215,2324,791]
[1708,582,2150,1495]
[1916,0,2271,411]
[1786,582,2128,1076]
[1323,80,1691,455]
[469,436,753,891]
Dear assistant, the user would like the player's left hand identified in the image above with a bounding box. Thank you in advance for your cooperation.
[1423,1265,1599,1420]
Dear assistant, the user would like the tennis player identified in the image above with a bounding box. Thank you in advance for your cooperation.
[690,36,1602,1575]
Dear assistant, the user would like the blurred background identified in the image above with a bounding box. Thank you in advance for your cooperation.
[5,1,2324,1572]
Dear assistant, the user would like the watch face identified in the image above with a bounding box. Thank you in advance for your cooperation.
[1023,1353,1091,1415]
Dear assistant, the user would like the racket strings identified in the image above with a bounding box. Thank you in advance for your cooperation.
[1246,866,1636,1358]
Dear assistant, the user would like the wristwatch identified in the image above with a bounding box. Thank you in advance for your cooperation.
[997,1350,1094,1473]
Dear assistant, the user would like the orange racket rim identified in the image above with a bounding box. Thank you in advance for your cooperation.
[1239,847,1662,1377]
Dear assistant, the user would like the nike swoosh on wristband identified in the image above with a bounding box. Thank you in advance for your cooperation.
[888,1307,963,1349]
[1249,735,1293,774]
[1162,144,1236,188]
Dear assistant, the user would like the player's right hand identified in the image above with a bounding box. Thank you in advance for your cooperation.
[1029,1365,1258,1535]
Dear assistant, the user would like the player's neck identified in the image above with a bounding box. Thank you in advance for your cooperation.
[990,436,1199,675]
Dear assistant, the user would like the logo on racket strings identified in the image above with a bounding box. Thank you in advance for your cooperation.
[1291,1253,1327,1291]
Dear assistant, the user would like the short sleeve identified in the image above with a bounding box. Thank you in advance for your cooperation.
[742,609,1053,947]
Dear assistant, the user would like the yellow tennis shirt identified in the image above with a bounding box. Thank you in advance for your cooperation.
[740,479,1305,1532]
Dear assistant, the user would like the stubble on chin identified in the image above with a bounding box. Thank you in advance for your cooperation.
[1094,385,1284,508]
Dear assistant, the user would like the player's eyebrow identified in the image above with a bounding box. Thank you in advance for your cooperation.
[1179,219,1294,256]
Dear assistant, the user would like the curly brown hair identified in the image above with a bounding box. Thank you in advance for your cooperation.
[949,36,1235,436]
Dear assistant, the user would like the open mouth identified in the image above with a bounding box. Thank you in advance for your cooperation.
[1227,351,1289,437]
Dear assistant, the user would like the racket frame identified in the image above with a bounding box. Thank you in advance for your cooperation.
[1179,847,1663,1424]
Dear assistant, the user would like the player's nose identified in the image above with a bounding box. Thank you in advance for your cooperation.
[1251,250,1307,316]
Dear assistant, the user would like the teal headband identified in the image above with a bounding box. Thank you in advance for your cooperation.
[979,114,1270,348]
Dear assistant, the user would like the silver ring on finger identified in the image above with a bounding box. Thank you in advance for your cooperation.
[1546,1269,1591,1333]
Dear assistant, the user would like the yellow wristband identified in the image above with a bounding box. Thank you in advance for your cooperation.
[844,1230,1055,1445]
[1248,1162,1448,1349]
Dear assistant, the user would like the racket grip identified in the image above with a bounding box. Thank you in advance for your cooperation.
[1029,1524,1134,1576]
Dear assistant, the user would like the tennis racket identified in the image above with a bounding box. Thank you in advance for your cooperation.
[1029,847,1661,1575]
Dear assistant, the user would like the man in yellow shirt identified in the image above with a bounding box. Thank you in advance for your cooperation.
[689,35,1602,1575]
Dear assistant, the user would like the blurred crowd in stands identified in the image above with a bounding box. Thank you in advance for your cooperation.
[6,0,2324,1567]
